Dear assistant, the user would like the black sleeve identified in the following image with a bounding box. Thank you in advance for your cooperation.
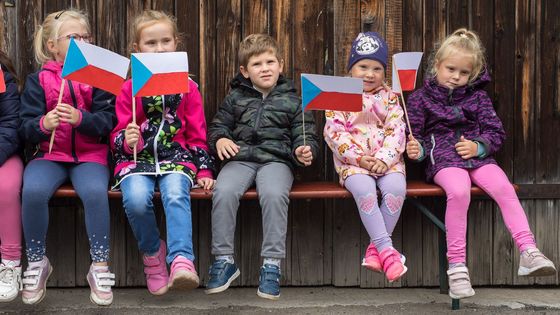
[19,73,49,144]
[207,94,236,154]
[0,69,21,165]
[74,84,117,137]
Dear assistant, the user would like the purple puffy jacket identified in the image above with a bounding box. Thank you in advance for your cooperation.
[407,69,506,181]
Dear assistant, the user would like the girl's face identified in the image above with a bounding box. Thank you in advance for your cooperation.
[134,21,177,53]
[350,59,385,94]
[47,19,90,62]
[435,49,474,89]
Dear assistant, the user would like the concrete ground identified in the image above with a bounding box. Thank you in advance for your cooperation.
[1,287,559,314]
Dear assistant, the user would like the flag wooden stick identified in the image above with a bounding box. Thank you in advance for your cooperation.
[302,107,307,147]
[49,79,65,153]
[132,94,137,163]
[393,61,414,140]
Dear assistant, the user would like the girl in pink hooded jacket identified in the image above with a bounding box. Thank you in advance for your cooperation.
[19,10,116,306]
[324,32,407,282]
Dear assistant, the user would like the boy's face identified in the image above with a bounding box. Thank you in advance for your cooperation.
[350,59,385,94]
[240,50,284,95]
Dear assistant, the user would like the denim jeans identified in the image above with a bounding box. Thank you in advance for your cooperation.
[121,173,194,264]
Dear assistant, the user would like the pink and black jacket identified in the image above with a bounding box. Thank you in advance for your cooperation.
[19,61,116,165]
[110,79,215,188]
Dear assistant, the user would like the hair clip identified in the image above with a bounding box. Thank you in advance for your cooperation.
[459,33,468,38]
[55,10,66,19]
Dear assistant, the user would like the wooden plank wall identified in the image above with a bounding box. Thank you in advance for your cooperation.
[0,0,558,288]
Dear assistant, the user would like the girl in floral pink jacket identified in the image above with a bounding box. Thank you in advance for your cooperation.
[324,32,407,282]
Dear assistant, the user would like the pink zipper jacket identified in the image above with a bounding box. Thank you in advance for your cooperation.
[19,61,116,165]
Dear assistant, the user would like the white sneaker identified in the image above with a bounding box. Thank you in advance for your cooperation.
[0,262,22,302]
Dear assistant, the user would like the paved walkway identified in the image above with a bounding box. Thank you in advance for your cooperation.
[1,287,559,314]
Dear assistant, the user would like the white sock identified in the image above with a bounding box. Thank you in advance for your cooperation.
[216,255,234,264]
[263,258,281,268]
[92,264,109,271]
[449,262,466,269]
[1,259,20,267]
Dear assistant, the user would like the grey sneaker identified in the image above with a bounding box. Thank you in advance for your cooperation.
[518,248,557,277]
[22,257,53,305]
[447,266,475,299]
[0,262,22,302]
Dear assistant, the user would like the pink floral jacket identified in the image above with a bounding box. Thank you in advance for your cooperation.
[324,89,406,185]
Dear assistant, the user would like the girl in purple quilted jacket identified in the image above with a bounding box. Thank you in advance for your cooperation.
[406,28,556,300]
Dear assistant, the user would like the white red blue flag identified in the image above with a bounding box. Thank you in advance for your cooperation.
[62,38,130,95]
[301,74,362,112]
[131,52,189,97]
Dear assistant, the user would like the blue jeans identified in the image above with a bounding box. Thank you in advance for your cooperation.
[22,160,111,262]
[121,173,194,263]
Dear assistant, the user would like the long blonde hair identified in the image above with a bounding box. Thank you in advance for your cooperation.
[129,10,180,53]
[33,9,90,65]
[428,28,486,83]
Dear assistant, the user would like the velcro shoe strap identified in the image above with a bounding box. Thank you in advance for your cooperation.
[263,271,280,282]
[22,278,38,285]
[97,272,115,280]
[23,270,40,277]
[144,266,166,275]
[447,266,470,280]
[98,279,116,286]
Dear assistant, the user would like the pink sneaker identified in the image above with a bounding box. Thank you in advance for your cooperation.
[379,247,407,282]
[361,243,382,273]
[86,264,115,306]
[22,257,53,305]
[168,256,199,290]
[143,240,169,295]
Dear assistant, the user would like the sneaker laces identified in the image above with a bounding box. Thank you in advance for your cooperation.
[0,265,15,285]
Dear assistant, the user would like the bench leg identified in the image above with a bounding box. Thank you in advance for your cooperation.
[408,198,461,310]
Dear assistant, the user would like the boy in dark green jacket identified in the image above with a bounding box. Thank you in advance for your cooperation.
[206,34,318,300]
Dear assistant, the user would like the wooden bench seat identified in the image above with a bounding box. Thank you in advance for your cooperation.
[53,180,489,199]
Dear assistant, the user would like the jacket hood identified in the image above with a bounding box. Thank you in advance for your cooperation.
[423,68,491,103]
[229,72,296,95]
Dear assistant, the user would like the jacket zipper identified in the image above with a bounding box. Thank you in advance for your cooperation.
[154,95,165,174]
[430,133,436,165]
[68,81,79,163]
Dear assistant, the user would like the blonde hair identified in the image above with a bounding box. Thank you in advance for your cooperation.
[33,10,90,65]
[129,10,180,53]
[238,34,282,68]
[429,28,486,83]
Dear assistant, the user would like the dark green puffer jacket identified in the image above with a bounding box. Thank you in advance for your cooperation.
[208,73,319,169]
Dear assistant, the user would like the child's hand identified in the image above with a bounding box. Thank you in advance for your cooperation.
[216,138,240,160]
[406,135,421,160]
[455,136,478,159]
[125,123,140,149]
[197,177,215,190]
[43,108,60,131]
[56,103,80,125]
[359,156,388,174]
[295,145,313,166]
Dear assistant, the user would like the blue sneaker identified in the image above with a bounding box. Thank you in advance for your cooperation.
[205,260,240,294]
[257,264,281,300]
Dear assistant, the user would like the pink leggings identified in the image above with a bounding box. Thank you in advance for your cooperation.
[0,155,23,260]
[434,164,536,264]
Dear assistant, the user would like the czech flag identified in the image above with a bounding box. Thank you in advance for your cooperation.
[301,74,363,112]
[0,68,5,93]
[392,52,423,94]
[62,38,130,95]
[131,52,189,97]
